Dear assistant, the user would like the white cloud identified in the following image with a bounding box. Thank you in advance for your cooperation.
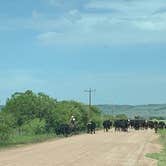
[1,0,166,45]
[85,0,166,15]
[35,0,166,45]
[36,10,166,45]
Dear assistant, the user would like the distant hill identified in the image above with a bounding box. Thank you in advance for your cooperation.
[96,104,166,119]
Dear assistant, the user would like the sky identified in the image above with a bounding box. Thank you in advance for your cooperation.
[1,0,166,105]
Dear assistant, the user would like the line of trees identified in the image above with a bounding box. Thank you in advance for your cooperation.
[0,90,102,144]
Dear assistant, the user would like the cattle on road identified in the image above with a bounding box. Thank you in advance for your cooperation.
[87,121,96,134]
[103,120,112,132]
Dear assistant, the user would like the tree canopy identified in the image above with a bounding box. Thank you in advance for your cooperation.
[1,90,102,137]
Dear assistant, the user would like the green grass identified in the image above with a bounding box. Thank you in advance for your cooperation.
[0,131,87,150]
[0,134,56,149]
[147,130,166,166]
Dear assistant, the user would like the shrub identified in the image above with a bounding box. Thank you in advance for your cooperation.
[22,118,46,135]
[0,113,15,144]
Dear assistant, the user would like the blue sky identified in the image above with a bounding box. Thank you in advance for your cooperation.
[1,0,166,105]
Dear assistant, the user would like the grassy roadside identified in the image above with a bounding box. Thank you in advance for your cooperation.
[0,130,89,150]
[147,130,166,166]
[0,134,56,150]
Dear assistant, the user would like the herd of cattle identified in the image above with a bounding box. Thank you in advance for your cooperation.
[56,119,166,137]
[103,119,166,133]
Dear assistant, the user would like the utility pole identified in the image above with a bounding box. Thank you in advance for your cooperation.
[84,88,96,120]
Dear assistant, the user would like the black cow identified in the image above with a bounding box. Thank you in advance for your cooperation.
[56,121,79,137]
[129,120,135,129]
[139,120,146,130]
[133,120,141,130]
[148,121,155,129]
[158,121,165,129]
[103,120,112,132]
[87,121,96,134]
[56,123,71,137]
[114,120,129,132]
[130,120,148,130]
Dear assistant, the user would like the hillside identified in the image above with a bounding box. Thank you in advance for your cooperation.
[97,104,166,119]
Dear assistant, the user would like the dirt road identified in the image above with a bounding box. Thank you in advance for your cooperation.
[0,129,161,166]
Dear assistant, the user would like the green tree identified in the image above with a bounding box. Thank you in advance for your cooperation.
[3,90,57,129]
[22,118,46,135]
[90,106,102,128]
[52,101,89,131]
[0,112,15,144]
[2,90,102,135]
